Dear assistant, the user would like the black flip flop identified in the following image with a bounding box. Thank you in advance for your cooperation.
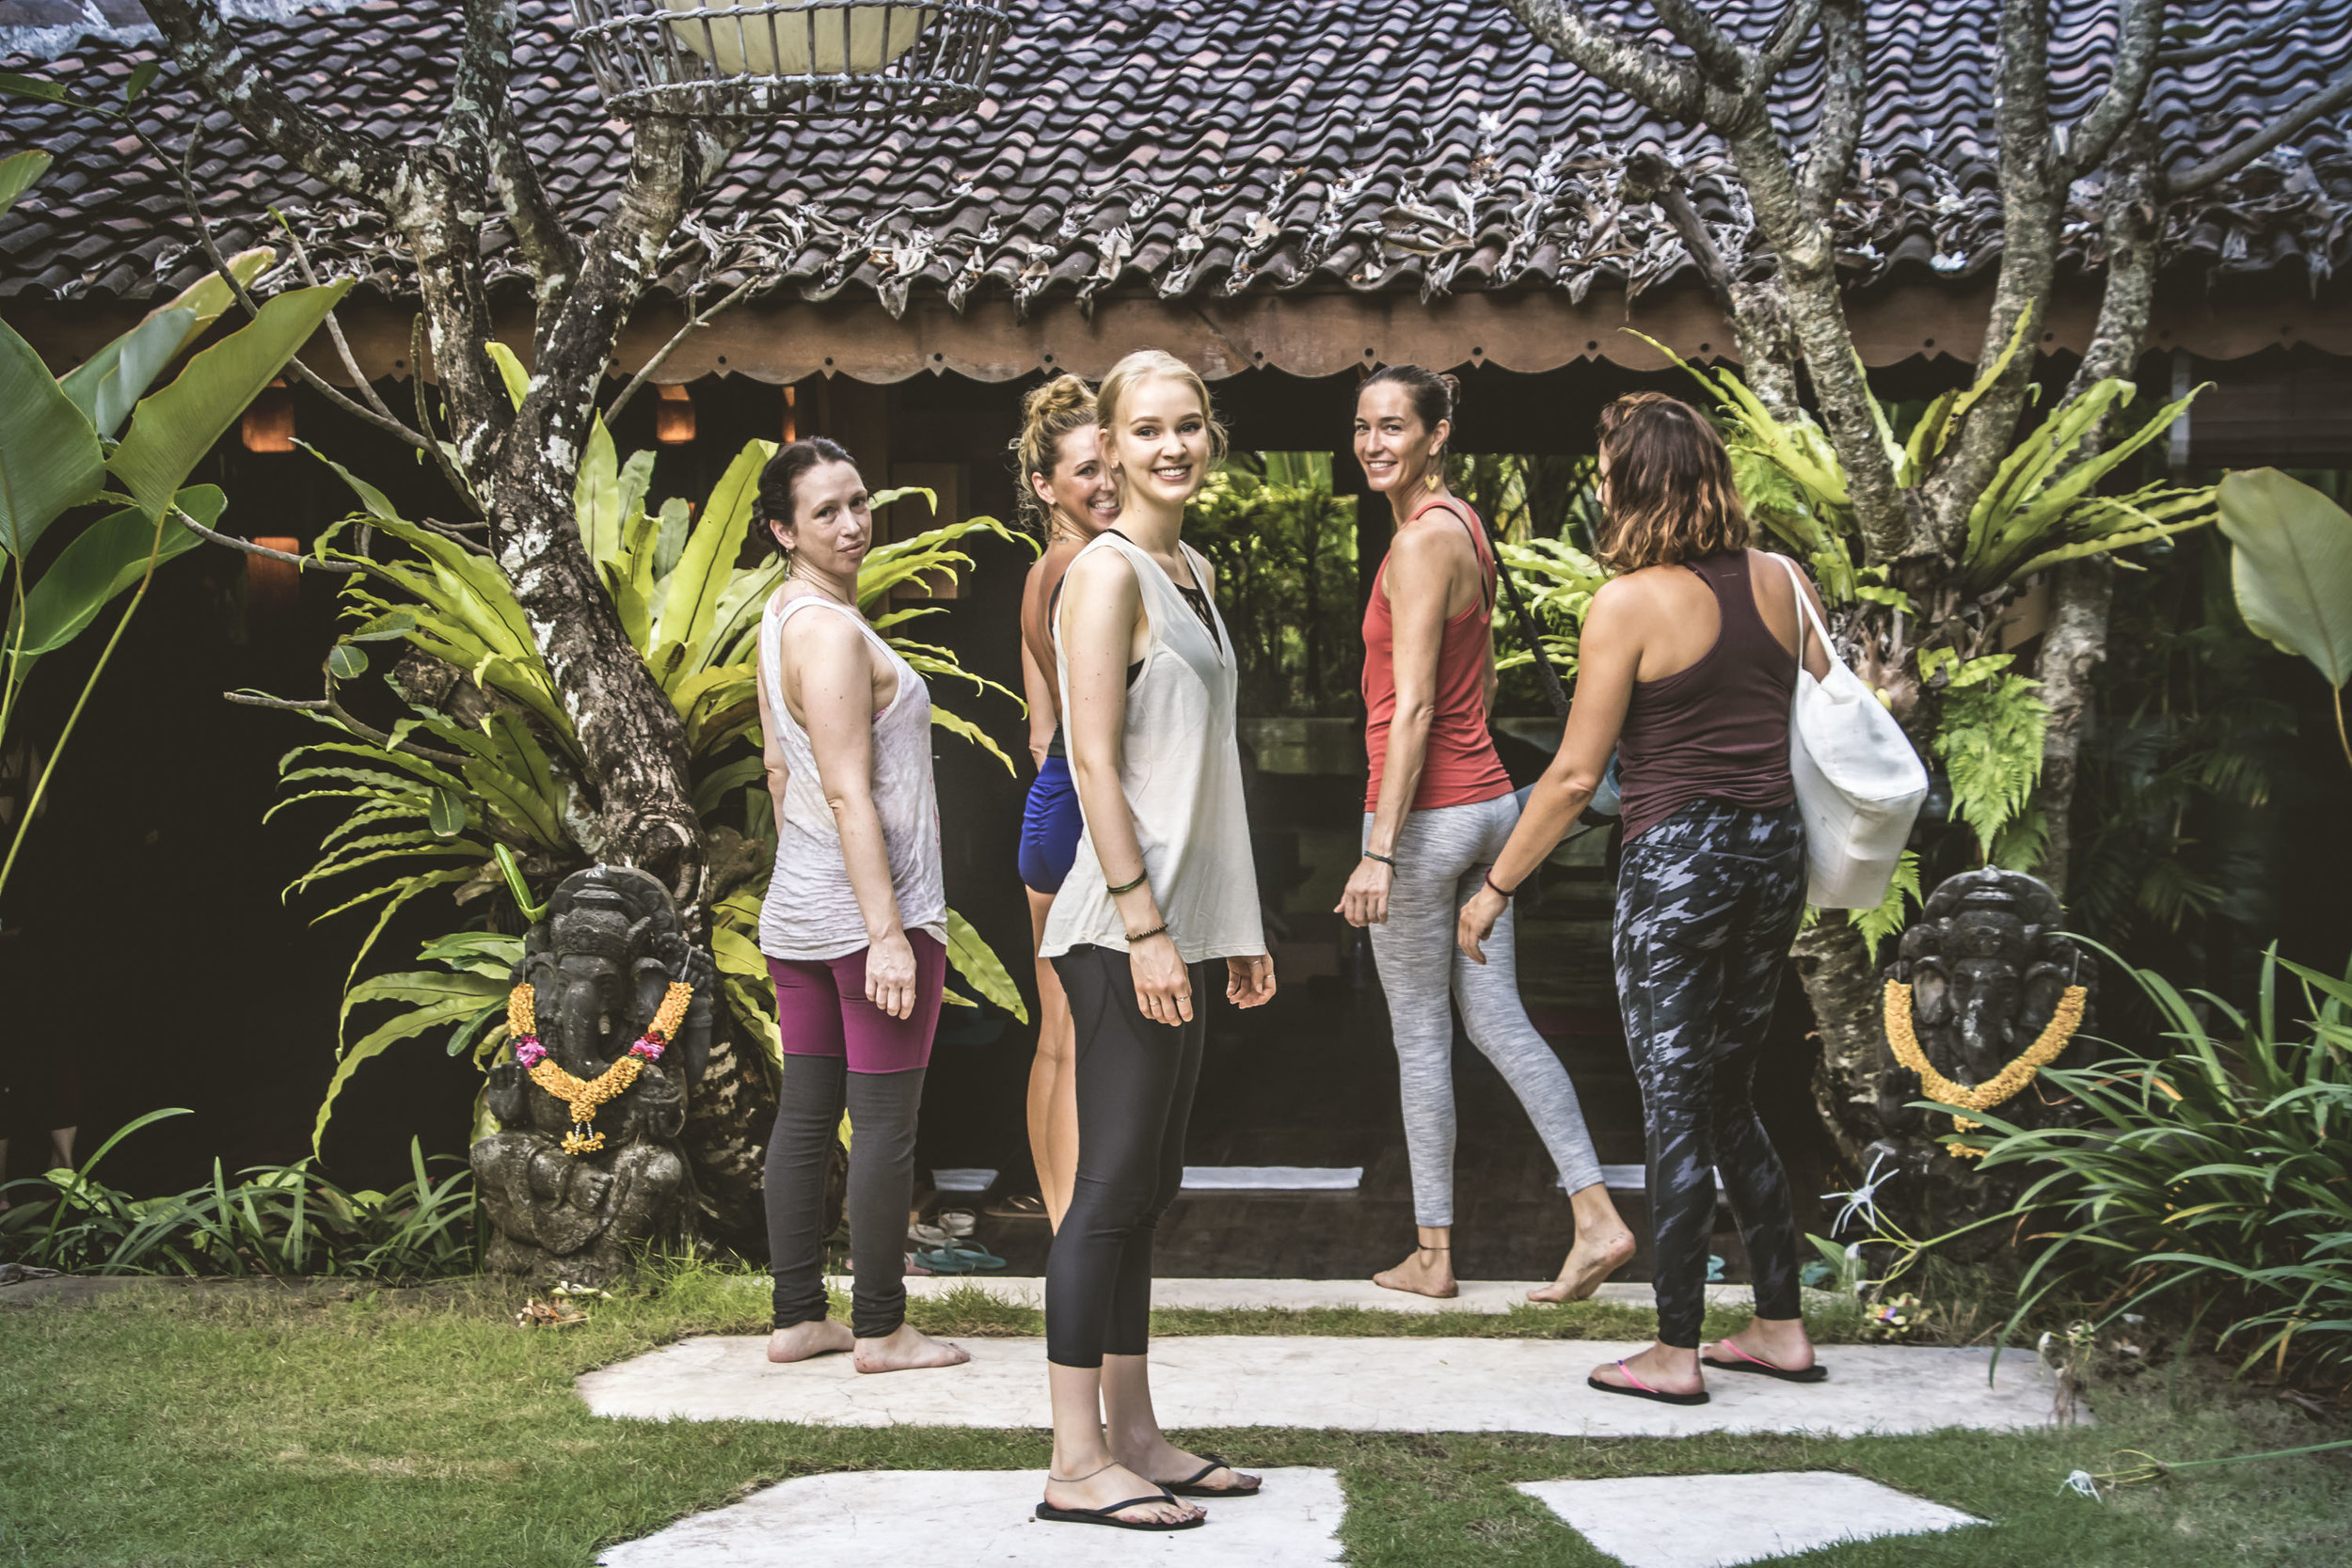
[1701,1342,1829,1383]
[1159,1457,1262,1498]
[1035,1492,1203,1531]
[1587,1360,1711,1406]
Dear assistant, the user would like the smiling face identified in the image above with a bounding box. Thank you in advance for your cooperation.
[1353,380,1448,496]
[1108,373,1214,506]
[768,458,871,575]
[1030,422,1118,536]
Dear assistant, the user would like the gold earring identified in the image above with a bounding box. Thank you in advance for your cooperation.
[1424,468,1441,492]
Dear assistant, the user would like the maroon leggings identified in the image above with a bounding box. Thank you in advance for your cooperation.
[767,932,946,1073]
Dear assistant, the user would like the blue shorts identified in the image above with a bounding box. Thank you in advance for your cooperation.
[1019,755,1084,895]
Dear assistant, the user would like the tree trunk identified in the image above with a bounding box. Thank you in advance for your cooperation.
[1793,919,1889,1178]
[2029,557,2114,901]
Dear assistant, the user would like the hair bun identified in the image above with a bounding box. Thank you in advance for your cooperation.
[1437,372,1462,404]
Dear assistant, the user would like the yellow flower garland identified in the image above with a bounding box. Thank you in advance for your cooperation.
[508,980,693,1155]
[1883,980,2088,1158]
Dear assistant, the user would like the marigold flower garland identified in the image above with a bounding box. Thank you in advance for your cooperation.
[508,980,693,1154]
[1883,980,2088,1158]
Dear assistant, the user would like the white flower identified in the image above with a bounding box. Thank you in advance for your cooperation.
[2058,1470,2103,1501]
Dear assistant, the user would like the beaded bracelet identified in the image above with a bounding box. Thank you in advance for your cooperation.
[1105,870,1149,896]
[1125,922,1171,944]
[1362,850,1398,868]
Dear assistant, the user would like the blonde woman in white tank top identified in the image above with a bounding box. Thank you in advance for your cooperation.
[751,440,966,1379]
[1032,353,1276,1535]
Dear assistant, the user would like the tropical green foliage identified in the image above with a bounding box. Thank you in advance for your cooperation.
[1917,647,2050,863]
[1973,942,2352,1379]
[0,1108,477,1280]
[2217,467,2352,769]
[1184,452,1359,716]
[267,430,1030,1148]
[1,150,337,899]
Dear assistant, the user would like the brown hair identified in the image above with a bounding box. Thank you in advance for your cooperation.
[1009,373,1098,536]
[1593,392,1749,572]
[751,436,858,563]
[1095,349,1229,472]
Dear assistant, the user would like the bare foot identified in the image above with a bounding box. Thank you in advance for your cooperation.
[1590,1340,1703,1399]
[1373,1245,1456,1299]
[852,1322,971,1373]
[767,1319,853,1364]
[1708,1316,1816,1373]
[1043,1462,1201,1526]
[1527,1227,1637,1303]
[1118,1435,1261,1496]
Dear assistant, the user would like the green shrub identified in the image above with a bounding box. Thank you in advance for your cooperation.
[1972,942,2352,1378]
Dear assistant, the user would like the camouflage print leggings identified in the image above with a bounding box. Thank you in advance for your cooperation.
[1613,798,1808,1349]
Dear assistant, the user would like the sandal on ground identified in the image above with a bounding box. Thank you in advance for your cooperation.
[912,1243,1006,1275]
[986,1193,1049,1220]
[935,1208,978,1237]
[1035,1492,1201,1531]
[1157,1457,1262,1498]
[1701,1339,1828,1383]
[1586,1359,1711,1406]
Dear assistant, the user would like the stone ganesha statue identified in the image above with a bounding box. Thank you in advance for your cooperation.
[472,866,716,1284]
[1874,867,2097,1162]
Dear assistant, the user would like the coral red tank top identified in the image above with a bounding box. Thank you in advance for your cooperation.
[1361,499,1514,813]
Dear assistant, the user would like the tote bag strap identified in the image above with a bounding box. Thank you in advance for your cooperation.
[1766,550,1837,675]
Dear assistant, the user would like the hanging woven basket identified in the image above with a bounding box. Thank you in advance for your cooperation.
[569,1,1010,120]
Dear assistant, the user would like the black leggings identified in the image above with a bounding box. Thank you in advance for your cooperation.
[765,1053,926,1339]
[1613,799,1808,1349]
[1044,944,1208,1368]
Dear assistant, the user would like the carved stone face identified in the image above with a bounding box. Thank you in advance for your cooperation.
[1943,956,2026,1080]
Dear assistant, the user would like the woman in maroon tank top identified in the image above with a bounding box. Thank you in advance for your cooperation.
[1337,366,1632,1304]
[1458,393,1836,1407]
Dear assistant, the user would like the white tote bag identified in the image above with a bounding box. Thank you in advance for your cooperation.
[1768,553,1929,910]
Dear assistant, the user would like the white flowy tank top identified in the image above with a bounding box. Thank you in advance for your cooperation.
[756,593,947,961]
[1040,531,1264,965]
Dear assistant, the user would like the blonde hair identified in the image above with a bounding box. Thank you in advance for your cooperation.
[1594,391,1750,573]
[1095,349,1229,474]
[1010,373,1099,536]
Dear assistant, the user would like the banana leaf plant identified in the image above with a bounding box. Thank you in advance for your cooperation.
[1,149,344,901]
[262,420,1033,1147]
[2217,468,2352,770]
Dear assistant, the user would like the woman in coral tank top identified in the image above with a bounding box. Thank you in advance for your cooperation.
[1336,366,1634,1303]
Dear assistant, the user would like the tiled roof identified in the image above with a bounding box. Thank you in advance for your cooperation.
[3,1,2348,312]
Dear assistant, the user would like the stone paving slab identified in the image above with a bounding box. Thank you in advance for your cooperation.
[596,1467,1345,1566]
[882,1276,1758,1315]
[579,1336,2072,1438]
[1518,1470,1983,1567]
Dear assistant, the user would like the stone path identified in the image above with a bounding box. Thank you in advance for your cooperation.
[890,1275,1757,1314]
[1518,1471,1984,1568]
[596,1468,1347,1567]
[580,1335,2068,1438]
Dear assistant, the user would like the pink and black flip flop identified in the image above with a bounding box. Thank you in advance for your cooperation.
[1586,1359,1711,1406]
[1701,1339,1829,1383]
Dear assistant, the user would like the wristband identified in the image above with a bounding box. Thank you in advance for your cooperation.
[1362,851,1397,868]
[1483,870,1518,900]
[1125,922,1170,944]
[1105,870,1148,896]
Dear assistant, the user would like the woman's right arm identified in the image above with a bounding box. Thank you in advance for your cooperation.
[1061,549,1196,1024]
[1338,526,1453,928]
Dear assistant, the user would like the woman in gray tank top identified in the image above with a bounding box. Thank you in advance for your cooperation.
[1033,352,1277,1534]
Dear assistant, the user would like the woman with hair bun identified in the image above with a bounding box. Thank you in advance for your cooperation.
[1009,373,1120,1228]
[1457,391,1835,1406]
[1339,365,1634,1304]
[751,437,968,1376]
[1035,349,1276,1531]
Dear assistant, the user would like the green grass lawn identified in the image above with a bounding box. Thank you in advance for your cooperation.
[2,1268,2345,1567]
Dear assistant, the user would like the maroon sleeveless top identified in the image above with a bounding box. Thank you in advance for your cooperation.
[1616,551,1798,841]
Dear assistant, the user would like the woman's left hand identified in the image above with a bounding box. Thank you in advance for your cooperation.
[1456,885,1506,965]
[1335,857,1394,927]
[1225,953,1278,1010]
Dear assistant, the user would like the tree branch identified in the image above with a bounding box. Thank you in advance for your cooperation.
[223,686,473,769]
[270,208,405,431]
[136,0,403,204]
[407,314,488,519]
[1501,1,1718,122]
[1751,0,1825,87]
[2157,0,2325,67]
[1799,0,1867,219]
[604,272,763,424]
[2064,0,2167,181]
[176,508,360,573]
[1649,0,1749,87]
[2169,65,2352,195]
[451,0,579,325]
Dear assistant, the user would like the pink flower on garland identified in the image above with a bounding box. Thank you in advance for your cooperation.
[628,1036,665,1062]
[515,1039,548,1068]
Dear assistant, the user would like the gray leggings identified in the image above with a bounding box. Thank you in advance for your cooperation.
[1365,792,1605,1227]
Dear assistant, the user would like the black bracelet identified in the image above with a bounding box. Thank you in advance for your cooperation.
[1125,922,1170,944]
[1362,850,1397,868]
[1105,870,1148,896]
[1484,870,1518,900]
